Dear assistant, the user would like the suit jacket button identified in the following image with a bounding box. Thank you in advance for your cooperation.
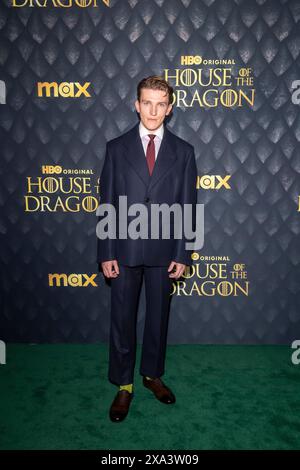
[145,197,150,202]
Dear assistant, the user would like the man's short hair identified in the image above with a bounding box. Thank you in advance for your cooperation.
[137,76,173,105]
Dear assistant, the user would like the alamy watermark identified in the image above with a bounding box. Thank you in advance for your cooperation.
[0,80,6,105]
[291,80,300,104]
[291,340,300,365]
[96,196,204,251]
[0,340,6,365]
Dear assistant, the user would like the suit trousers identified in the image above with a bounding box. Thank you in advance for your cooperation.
[108,264,173,385]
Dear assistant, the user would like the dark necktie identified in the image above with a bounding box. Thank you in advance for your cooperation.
[146,134,156,175]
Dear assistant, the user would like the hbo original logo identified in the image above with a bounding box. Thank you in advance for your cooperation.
[181,55,202,65]
[42,165,62,174]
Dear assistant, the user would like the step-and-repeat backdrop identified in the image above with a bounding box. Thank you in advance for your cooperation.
[1,0,299,343]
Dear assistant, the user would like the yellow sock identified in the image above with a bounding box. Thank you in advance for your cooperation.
[119,383,133,393]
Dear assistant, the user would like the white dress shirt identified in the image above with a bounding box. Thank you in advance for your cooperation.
[139,121,164,160]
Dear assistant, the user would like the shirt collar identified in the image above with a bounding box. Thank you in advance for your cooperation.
[139,120,164,141]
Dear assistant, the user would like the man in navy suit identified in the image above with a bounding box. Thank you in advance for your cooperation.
[97,76,197,422]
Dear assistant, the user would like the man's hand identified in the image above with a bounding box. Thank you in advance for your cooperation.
[101,260,120,278]
[168,261,186,279]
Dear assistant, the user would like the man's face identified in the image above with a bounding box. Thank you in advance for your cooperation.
[135,88,172,131]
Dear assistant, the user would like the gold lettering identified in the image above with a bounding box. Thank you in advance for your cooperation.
[49,273,68,286]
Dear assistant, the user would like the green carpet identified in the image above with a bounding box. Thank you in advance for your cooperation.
[0,344,300,450]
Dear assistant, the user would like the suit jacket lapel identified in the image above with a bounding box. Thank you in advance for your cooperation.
[122,122,177,190]
[122,123,150,187]
[148,126,177,192]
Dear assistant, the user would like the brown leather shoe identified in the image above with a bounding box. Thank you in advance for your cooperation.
[143,376,176,404]
[109,390,134,422]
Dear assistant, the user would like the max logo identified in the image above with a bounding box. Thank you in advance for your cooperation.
[49,273,98,287]
[37,82,91,98]
[291,340,300,365]
[0,341,6,365]
[197,175,231,190]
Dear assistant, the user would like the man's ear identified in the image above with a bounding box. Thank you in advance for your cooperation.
[166,104,172,116]
[135,99,140,113]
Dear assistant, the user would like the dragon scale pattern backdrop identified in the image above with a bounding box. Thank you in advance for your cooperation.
[0,0,300,344]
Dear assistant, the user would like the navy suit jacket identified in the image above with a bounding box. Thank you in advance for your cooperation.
[97,122,198,266]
